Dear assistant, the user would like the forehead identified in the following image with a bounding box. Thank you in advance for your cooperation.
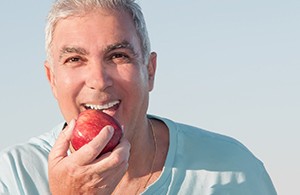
[51,9,141,56]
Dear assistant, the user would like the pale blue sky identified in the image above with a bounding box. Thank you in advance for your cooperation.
[0,1,299,194]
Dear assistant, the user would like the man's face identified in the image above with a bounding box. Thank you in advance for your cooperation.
[45,9,156,133]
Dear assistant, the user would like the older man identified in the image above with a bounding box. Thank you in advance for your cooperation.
[0,0,276,194]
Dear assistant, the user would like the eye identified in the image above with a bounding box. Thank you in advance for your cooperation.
[66,57,81,63]
[112,53,128,59]
[63,56,87,67]
[111,53,130,64]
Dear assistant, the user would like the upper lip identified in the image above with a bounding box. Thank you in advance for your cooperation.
[83,100,120,111]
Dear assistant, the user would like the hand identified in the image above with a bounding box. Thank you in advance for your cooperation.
[48,120,130,195]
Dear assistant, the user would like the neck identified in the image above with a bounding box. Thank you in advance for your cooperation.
[126,118,156,178]
[113,118,169,195]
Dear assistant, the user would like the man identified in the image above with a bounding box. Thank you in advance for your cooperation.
[0,0,277,194]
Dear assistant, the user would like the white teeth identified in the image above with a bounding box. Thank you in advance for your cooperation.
[85,100,120,110]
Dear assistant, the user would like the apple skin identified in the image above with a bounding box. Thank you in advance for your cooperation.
[70,109,122,156]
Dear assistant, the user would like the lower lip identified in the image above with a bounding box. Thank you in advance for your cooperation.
[99,102,120,116]
[103,107,117,114]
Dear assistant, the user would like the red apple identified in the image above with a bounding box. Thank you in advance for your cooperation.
[70,109,122,156]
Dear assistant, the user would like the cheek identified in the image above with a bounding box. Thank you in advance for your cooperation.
[54,70,83,106]
[136,66,149,90]
[58,68,84,89]
[54,70,85,122]
[123,66,150,104]
[118,66,148,91]
[56,73,76,95]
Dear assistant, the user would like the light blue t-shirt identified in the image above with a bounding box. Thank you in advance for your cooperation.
[0,115,277,195]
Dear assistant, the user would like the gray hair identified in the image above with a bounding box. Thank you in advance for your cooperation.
[45,0,151,64]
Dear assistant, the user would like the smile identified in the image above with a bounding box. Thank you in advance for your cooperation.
[84,100,120,111]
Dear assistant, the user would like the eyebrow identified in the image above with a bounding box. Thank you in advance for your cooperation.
[58,41,138,60]
[104,41,137,55]
[59,46,89,60]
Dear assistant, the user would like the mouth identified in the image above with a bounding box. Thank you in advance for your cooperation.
[84,100,120,115]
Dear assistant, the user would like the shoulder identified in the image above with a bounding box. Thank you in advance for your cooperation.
[147,115,277,194]
[176,122,253,154]
[0,122,64,158]
[180,123,260,165]
[0,122,64,194]
[0,122,64,167]
[151,115,264,169]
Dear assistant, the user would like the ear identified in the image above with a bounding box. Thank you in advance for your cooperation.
[44,61,58,99]
[147,52,157,91]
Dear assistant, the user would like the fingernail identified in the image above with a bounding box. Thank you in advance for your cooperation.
[107,126,114,134]
[69,119,75,126]
[67,119,76,130]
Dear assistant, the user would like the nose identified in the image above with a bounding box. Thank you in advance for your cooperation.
[85,61,113,91]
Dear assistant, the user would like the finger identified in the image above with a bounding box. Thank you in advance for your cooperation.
[48,119,76,163]
[70,125,114,165]
[111,136,131,163]
[94,136,131,171]
[94,161,129,193]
